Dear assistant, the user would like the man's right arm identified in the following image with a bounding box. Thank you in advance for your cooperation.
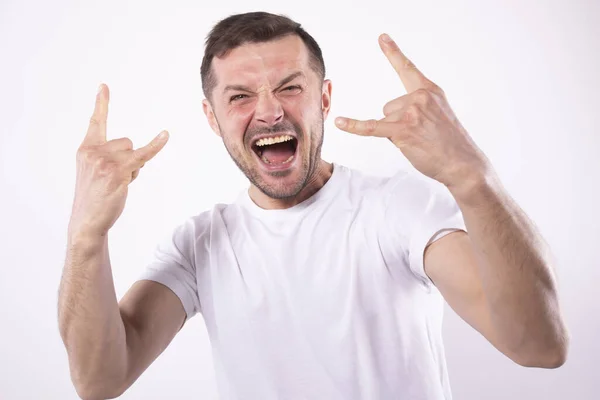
[60,83,182,399]
[58,233,186,400]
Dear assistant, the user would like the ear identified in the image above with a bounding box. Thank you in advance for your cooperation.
[202,99,222,137]
[321,79,332,121]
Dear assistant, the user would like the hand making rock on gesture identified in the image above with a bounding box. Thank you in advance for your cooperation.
[68,84,170,239]
[335,34,493,195]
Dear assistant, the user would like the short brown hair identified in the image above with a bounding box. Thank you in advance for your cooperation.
[200,11,326,101]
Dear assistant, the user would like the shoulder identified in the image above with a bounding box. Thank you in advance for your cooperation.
[380,168,452,211]
[339,163,438,194]
[155,204,234,265]
[336,163,402,195]
[369,167,461,238]
[166,204,227,246]
[340,164,438,208]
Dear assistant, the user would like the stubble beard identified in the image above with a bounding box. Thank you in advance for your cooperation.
[220,114,324,200]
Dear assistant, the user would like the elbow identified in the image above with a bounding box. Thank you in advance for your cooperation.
[70,368,126,400]
[545,346,568,369]
[73,386,109,400]
[73,380,125,400]
[516,345,568,369]
[512,329,570,369]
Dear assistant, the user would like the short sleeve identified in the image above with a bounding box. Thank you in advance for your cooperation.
[137,219,201,322]
[379,169,468,286]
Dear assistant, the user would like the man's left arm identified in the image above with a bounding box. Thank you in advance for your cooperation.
[334,32,569,368]
[425,171,569,368]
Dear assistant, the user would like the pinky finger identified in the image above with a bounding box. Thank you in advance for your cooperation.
[130,131,169,169]
[335,117,394,138]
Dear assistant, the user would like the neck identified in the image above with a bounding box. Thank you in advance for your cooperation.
[248,160,333,210]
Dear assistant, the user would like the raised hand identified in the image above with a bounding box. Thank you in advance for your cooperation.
[334,33,491,190]
[68,84,169,239]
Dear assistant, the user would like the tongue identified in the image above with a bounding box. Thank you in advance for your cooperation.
[261,142,295,164]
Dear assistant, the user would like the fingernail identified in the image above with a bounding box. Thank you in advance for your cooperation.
[158,131,169,139]
[97,84,103,95]
[335,118,347,128]
[381,33,392,43]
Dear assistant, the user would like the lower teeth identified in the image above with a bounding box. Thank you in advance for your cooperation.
[261,154,294,165]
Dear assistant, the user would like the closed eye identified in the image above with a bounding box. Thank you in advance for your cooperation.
[282,85,301,92]
[230,94,248,102]
[230,86,301,103]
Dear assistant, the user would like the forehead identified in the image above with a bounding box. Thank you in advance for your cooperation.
[211,35,312,89]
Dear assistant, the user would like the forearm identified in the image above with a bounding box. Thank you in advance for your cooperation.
[448,172,569,366]
[58,231,128,398]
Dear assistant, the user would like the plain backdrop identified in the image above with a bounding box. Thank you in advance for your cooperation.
[1,0,598,399]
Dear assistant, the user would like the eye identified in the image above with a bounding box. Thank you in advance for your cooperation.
[282,85,301,92]
[230,94,248,102]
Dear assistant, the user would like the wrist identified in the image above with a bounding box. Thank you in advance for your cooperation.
[67,225,108,255]
[446,168,502,207]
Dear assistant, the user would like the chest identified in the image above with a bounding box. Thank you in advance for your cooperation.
[198,206,423,336]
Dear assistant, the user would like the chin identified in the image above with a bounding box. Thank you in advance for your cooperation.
[252,160,308,200]
[226,126,321,199]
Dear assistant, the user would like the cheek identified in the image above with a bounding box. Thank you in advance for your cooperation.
[227,100,255,117]
[298,100,323,131]
[283,96,316,125]
[222,108,252,142]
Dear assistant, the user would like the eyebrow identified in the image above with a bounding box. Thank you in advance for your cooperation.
[222,71,305,95]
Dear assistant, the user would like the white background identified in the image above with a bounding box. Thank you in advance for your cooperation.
[1,0,598,399]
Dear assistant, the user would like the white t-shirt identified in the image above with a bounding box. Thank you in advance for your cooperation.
[138,163,468,400]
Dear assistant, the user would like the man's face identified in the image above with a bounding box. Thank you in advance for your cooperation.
[203,34,332,199]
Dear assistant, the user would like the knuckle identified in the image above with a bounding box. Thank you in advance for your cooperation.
[94,156,118,175]
[383,105,391,117]
[383,101,396,117]
[404,58,417,70]
[429,84,445,97]
[414,88,432,105]
[120,137,134,149]
[132,151,147,165]
[105,137,133,150]
[365,119,378,133]
[76,146,95,163]
[346,119,356,131]
[403,104,422,126]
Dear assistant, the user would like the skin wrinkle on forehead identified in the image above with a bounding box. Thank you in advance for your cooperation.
[214,39,312,101]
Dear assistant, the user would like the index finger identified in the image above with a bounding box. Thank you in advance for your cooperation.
[83,84,109,146]
[379,34,434,93]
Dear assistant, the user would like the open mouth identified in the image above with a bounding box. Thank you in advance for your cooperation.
[251,134,298,167]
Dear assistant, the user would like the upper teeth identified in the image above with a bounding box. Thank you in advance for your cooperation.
[255,135,294,147]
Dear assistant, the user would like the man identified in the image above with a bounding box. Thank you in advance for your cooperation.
[58,11,569,400]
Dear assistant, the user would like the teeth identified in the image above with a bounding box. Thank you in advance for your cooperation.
[260,154,295,165]
[255,135,294,147]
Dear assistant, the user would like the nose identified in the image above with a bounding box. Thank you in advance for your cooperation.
[254,92,284,126]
